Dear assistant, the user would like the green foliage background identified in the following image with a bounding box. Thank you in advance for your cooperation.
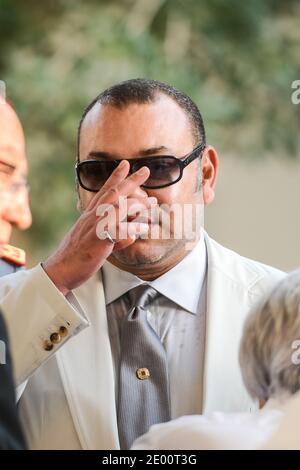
[0,0,299,262]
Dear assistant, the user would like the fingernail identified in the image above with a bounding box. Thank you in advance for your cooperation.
[148,197,157,204]
[118,160,127,169]
[137,166,148,175]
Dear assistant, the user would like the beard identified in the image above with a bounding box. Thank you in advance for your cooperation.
[108,237,188,267]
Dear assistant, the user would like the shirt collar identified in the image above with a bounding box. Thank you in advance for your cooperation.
[102,236,207,314]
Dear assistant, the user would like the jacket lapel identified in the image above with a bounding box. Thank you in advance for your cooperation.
[55,271,120,449]
[202,234,256,414]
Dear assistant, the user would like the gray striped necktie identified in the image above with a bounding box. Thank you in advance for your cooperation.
[117,284,171,449]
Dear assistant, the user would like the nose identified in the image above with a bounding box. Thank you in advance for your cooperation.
[3,188,32,231]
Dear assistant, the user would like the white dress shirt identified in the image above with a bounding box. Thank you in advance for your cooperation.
[102,236,207,418]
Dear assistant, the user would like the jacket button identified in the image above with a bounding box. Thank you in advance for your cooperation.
[43,340,54,351]
[136,368,150,380]
[50,332,61,344]
[59,326,68,337]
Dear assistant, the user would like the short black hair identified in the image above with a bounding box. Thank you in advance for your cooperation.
[77,78,206,160]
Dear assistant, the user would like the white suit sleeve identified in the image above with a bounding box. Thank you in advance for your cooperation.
[0,264,90,386]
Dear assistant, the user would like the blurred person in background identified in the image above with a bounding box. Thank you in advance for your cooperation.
[0,79,284,450]
[133,271,300,450]
[0,95,31,449]
[0,99,32,274]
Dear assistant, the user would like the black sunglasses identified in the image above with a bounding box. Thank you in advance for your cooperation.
[75,142,206,191]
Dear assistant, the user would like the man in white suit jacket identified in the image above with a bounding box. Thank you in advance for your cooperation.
[0,79,284,449]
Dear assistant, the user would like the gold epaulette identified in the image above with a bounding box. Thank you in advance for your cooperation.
[0,244,26,266]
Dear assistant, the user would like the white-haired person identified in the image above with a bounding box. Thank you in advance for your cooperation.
[132,270,300,450]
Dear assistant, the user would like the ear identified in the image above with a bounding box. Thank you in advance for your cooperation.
[201,145,218,206]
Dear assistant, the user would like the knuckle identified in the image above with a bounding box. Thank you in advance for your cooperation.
[131,172,141,181]
[106,187,119,198]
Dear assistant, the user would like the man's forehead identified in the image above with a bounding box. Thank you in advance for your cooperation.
[0,104,24,140]
[82,95,188,127]
[80,95,192,156]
